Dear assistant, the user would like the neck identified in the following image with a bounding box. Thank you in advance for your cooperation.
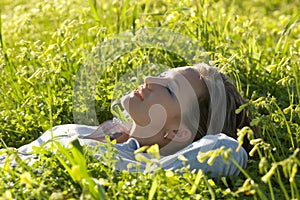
[129,122,192,156]
[129,122,165,147]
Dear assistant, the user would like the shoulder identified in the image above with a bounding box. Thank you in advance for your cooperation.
[115,138,140,152]
[185,133,239,153]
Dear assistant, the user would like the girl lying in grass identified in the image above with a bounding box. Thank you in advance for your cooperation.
[1,63,255,178]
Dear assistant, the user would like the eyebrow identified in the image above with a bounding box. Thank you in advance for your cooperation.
[159,70,180,90]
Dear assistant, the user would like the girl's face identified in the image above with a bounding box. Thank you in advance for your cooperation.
[121,66,207,143]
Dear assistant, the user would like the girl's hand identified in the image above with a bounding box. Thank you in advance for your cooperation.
[81,119,131,143]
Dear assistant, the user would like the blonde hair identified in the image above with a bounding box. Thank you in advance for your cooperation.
[183,64,255,153]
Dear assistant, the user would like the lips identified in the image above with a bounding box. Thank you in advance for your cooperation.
[134,86,144,101]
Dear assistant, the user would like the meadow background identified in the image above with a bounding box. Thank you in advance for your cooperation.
[0,0,299,199]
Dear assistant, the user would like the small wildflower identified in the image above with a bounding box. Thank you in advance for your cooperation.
[135,153,151,163]
[98,178,110,186]
[208,179,216,187]
[134,146,149,154]
[197,151,210,163]
[20,172,34,188]
[207,151,218,166]
[249,145,258,157]
[165,170,174,178]
[258,157,268,174]
[261,164,277,183]
[166,11,180,23]
[178,154,188,162]
[71,165,81,181]
[289,164,297,182]
[2,190,13,200]
[147,144,160,160]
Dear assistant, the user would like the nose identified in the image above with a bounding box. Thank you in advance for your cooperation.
[144,76,164,90]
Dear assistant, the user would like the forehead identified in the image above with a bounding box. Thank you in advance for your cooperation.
[161,67,199,78]
[161,67,199,83]
[170,67,207,97]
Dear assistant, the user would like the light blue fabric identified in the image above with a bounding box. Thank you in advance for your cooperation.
[0,124,248,178]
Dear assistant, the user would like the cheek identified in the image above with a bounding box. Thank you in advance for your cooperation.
[165,98,181,118]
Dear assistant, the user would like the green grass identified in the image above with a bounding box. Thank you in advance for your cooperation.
[0,0,300,199]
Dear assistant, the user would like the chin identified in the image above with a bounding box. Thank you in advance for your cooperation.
[121,93,149,126]
[121,94,130,113]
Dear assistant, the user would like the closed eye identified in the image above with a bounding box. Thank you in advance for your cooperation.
[165,86,173,96]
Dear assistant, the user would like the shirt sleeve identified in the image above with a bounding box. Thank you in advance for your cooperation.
[1,124,247,178]
[91,138,147,172]
[158,133,248,178]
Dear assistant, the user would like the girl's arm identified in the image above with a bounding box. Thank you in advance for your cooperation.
[82,119,132,143]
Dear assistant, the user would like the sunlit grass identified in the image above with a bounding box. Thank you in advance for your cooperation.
[0,0,299,199]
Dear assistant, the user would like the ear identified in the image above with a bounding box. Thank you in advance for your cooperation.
[165,128,192,142]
